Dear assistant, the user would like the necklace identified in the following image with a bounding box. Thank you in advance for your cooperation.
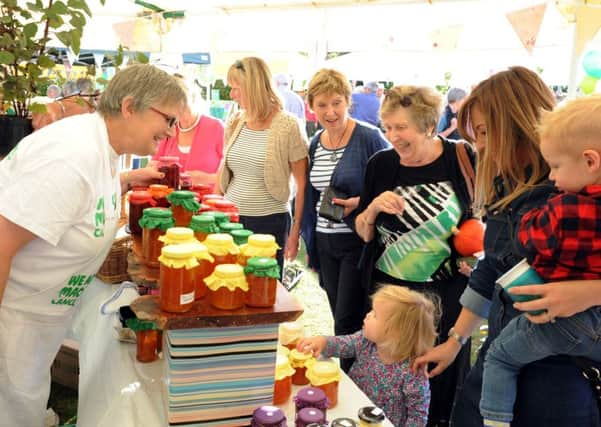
[177,114,201,133]
[326,120,349,162]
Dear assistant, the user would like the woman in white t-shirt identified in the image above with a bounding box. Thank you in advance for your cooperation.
[0,64,186,426]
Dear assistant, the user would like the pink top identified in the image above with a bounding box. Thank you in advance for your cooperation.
[153,115,224,173]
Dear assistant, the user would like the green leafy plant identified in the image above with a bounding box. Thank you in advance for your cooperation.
[0,0,104,118]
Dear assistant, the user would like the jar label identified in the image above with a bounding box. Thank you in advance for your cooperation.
[180,292,195,305]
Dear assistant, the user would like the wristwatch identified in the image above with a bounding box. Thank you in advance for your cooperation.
[448,327,468,346]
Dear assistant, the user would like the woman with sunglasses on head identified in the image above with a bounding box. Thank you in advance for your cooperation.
[413,66,601,427]
[151,75,224,186]
[216,57,308,271]
[354,85,476,427]
[0,64,186,426]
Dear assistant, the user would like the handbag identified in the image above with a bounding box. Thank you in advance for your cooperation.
[318,186,348,223]
[456,141,475,203]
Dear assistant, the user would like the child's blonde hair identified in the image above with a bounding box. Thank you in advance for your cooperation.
[538,95,601,156]
[371,284,439,361]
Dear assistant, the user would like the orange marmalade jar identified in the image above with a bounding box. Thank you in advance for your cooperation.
[139,208,175,268]
[189,215,220,243]
[231,229,254,245]
[158,227,199,247]
[202,211,230,230]
[183,242,214,300]
[279,321,303,350]
[244,257,280,307]
[204,233,239,267]
[158,245,198,313]
[213,199,240,223]
[289,349,313,386]
[126,319,160,363]
[306,359,341,408]
[273,354,295,405]
[148,184,172,208]
[205,264,248,310]
[238,234,280,266]
[128,190,156,235]
[167,190,200,227]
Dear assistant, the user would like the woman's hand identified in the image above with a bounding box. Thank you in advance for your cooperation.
[285,229,300,261]
[511,280,601,324]
[369,191,405,216]
[412,339,462,378]
[332,196,359,218]
[296,336,327,357]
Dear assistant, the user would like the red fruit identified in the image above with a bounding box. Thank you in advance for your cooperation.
[452,219,485,257]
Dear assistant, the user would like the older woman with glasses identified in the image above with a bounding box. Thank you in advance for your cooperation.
[216,57,308,271]
[0,64,185,426]
[354,85,476,427]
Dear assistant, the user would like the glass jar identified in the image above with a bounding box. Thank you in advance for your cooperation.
[251,406,287,427]
[158,244,198,313]
[294,386,329,416]
[191,183,213,201]
[128,190,156,235]
[189,215,220,242]
[139,208,175,267]
[158,227,199,247]
[205,264,248,310]
[289,349,313,386]
[204,233,240,267]
[126,319,159,363]
[238,234,280,266]
[197,203,212,214]
[213,199,240,223]
[183,242,214,300]
[306,359,341,408]
[156,155,180,189]
[244,257,279,307]
[179,172,192,191]
[167,190,200,227]
[219,222,244,234]
[279,321,303,350]
[202,211,230,229]
[148,184,172,208]
[331,419,358,427]
[273,354,294,405]
[296,408,326,427]
[231,229,254,245]
[357,407,385,427]
[201,193,224,204]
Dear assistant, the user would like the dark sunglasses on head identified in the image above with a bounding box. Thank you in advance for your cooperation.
[234,60,245,72]
[149,106,177,128]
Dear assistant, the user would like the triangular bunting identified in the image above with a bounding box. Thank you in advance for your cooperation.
[429,24,464,52]
[506,3,547,54]
[574,5,601,59]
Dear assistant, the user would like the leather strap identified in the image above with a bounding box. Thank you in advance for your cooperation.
[456,142,475,202]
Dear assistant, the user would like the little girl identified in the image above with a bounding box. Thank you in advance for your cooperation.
[297,285,438,427]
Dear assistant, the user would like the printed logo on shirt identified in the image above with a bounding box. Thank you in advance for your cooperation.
[94,196,105,237]
[51,274,94,306]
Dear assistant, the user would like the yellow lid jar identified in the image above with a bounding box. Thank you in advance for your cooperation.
[238,234,280,266]
[306,359,341,408]
[178,242,214,300]
[158,227,199,246]
[158,244,199,313]
[204,233,239,266]
[279,321,303,350]
[273,354,295,405]
[289,349,314,386]
[205,264,248,310]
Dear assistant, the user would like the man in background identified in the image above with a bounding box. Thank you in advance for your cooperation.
[350,81,380,127]
[437,87,467,140]
[274,73,305,124]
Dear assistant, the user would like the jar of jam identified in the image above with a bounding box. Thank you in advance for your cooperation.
[167,191,200,227]
[191,183,213,200]
[126,318,159,363]
[183,242,214,300]
[279,321,303,350]
[294,386,329,415]
[158,244,198,313]
[189,215,220,242]
[273,354,295,405]
[231,229,254,245]
[289,349,313,385]
[306,359,341,408]
[358,407,385,427]
[213,199,240,222]
[197,203,212,214]
[296,407,326,427]
[202,211,230,229]
[156,156,181,189]
[244,257,280,307]
[139,207,175,267]
[219,222,244,234]
[251,406,287,427]
[205,264,248,310]
[158,227,199,247]
[203,233,239,266]
[179,172,192,191]
[201,193,224,204]
[148,184,172,208]
[239,234,280,266]
[331,419,358,427]
[128,190,156,235]
[277,345,291,358]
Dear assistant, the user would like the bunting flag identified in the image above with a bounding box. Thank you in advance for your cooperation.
[574,5,601,59]
[429,24,464,52]
[113,19,161,52]
[506,3,547,54]
[555,0,576,23]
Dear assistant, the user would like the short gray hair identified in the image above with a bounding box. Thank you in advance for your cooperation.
[447,87,467,103]
[97,64,186,116]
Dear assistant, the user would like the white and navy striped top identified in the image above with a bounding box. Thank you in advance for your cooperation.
[310,143,353,233]
[225,126,289,216]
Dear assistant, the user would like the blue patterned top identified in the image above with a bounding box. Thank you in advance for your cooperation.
[323,332,430,427]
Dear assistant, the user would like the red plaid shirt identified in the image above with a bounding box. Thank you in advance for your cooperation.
[518,185,601,281]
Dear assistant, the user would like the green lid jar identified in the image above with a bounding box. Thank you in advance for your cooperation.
[138,207,175,231]
[244,257,280,278]
[231,229,254,245]
[189,215,220,234]
[219,222,244,233]
[166,190,200,211]
[202,211,230,227]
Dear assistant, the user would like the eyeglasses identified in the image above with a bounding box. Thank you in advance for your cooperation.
[149,106,177,128]
[234,60,245,72]
[385,92,415,108]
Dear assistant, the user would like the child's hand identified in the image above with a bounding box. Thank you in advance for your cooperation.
[458,261,473,277]
[296,336,327,357]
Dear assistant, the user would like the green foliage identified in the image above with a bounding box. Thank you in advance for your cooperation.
[213,79,231,101]
[0,0,103,117]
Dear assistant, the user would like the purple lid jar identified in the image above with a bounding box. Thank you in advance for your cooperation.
[251,406,287,427]
[295,407,325,427]
[294,386,329,415]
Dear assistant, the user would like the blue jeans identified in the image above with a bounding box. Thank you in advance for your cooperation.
[480,306,601,423]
